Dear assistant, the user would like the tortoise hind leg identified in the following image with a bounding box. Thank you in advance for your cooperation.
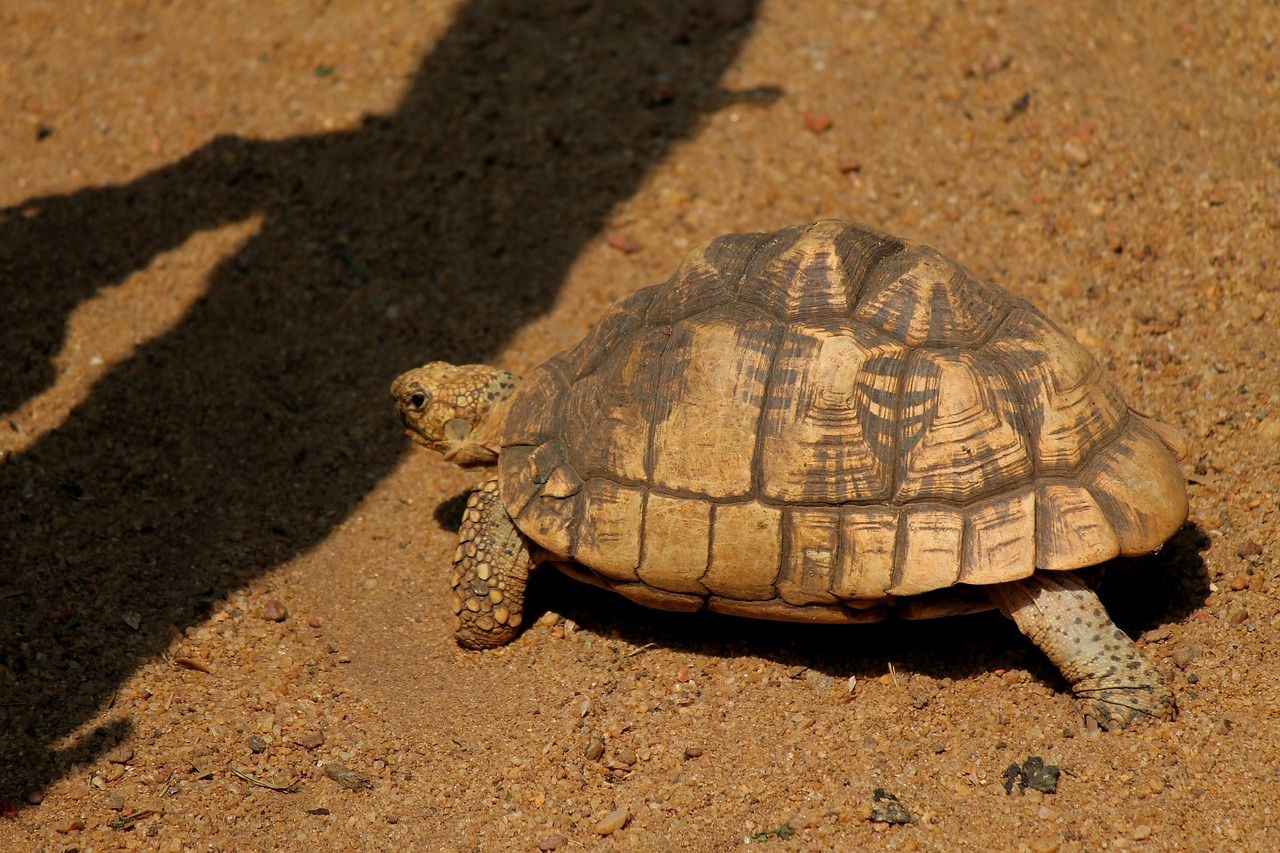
[450,478,534,649]
[986,572,1175,729]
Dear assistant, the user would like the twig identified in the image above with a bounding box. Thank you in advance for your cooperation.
[229,766,300,793]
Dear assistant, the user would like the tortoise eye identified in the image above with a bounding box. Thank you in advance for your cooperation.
[409,391,427,409]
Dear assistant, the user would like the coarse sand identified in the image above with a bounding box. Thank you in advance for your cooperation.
[2,1,1279,850]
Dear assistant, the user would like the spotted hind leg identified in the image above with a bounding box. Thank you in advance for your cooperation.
[450,478,535,650]
[987,571,1175,729]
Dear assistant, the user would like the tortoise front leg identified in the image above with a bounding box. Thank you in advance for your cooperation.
[987,572,1175,729]
[450,478,534,649]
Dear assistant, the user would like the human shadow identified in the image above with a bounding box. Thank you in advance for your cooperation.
[0,0,763,803]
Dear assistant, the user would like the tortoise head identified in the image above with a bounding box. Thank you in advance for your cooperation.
[390,362,521,468]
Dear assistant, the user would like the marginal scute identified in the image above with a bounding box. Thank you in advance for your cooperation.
[650,311,777,499]
[498,445,539,518]
[1035,481,1121,571]
[757,325,901,502]
[704,501,781,600]
[960,489,1036,585]
[515,490,580,559]
[1081,420,1189,555]
[891,505,965,596]
[571,479,644,582]
[777,508,842,605]
[637,493,711,594]
[834,505,899,599]
[895,351,1033,502]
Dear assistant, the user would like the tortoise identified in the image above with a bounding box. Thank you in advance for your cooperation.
[391,219,1188,729]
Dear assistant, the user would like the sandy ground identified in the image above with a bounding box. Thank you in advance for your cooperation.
[2,0,1279,850]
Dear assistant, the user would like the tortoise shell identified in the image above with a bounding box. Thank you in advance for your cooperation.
[496,220,1188,623]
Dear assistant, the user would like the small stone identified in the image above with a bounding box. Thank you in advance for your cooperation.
[1063,140,1091,166]
[1229,575,1250,591]
[1228,607,1249,626]
[684,745,703,759]
[538,835,569,851]
[1037,805,1060,821]
[1131,824,1152,840]
[307,615,322,629]
[386,814,400,825]
[106,745,134,764]
[55,818,86,833]
[1172,644,1199,667]
[584,737,604,762]
[262,599,288,622]
[25,790,45,806]
[615,745,637,766]
[296,731,325,750]
[1235,540,1263,559]
[248,735,267,754]
[595,807,630,835]
[324,763,372,791]
[1029,837,1060,853]
[803,111,832,133]
[838,158,862,174]
[104,765,126,782]
[607,235,642,254]
[868,789,914,824]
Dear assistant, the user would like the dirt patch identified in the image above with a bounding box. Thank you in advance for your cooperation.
[2,0,1278,850]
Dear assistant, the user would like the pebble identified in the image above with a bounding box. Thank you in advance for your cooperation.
[594,807,629,835]
[1229,575,1250,591]
[248,735,267,754]
[296,731,325,750]
[584,737,604,762]
[55,818,86,833]
[537,835,568,851]
[838,157,862,174]
[1029,837,1060,853]
[262,599,288,622]
[1228,608,1249,626]
[106,745,134,764]
[25,790,45,806]
[324,763,372,791]
[1235,540,1262,560]
[307,615,322,628]
[615,745,637,766]
[804,111,832,133]
[1131,824,1152,840]
[684,745,703,759]
[607,235,642,254]
[1172,644,1199,667]
[1063,141,1091,166]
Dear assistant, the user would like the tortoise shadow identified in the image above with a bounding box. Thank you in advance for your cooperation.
[519,521,1212,692]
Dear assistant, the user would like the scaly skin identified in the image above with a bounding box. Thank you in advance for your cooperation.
[390,363,520,467]
[987,572,1175,729]
[450,478,535,649]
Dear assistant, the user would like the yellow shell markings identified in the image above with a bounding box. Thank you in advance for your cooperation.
[493,220,1188,614]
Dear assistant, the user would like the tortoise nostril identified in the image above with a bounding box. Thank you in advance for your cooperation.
[409,392,427,409]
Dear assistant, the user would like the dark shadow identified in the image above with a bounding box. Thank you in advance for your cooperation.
[0,0,763,803]
[527,522,1211,704]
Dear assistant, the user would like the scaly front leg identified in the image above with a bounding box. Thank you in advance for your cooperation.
[451,478,536,649]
